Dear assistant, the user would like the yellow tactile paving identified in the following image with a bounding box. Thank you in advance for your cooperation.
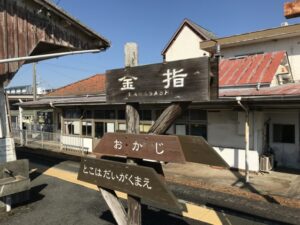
[41,166,223,225]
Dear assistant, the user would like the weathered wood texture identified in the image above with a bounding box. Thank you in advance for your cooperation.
[106,57,215,104]
[148,102,189,134]
[0,86,8,138]
[0,0,109,84]
[94,133,229,166]
[99,188,127,225]
[126,103,141,225]
[125,43,142,225]
[78,157,181,211]
[285,0,300,19]
[209,56,219,100]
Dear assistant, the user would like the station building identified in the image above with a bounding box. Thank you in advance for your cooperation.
[18,19,300,171]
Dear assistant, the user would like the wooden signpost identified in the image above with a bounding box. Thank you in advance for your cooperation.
[106,57,215,104]
[78,157,182,211]
[78,43,221,225]
[94,133,228,166]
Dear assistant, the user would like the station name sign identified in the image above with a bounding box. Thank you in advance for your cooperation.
[106,57,215,104]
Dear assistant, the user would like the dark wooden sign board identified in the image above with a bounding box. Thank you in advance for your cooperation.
[94,133,228,167]
[106,57,216,104]
[77,157,182,212]
[285,0,300,19]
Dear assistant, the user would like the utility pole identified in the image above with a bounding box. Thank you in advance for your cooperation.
[33,63,37,101]
[32,63,37,129]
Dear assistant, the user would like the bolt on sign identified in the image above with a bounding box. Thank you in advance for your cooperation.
[94,133,229,167]
[77,157,182,212]
[106,57,217,104]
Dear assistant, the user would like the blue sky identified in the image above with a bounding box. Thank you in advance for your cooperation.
[9,0,300,89]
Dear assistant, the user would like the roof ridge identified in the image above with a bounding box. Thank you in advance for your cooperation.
[183,18,216,39]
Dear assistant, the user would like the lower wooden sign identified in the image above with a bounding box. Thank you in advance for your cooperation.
[77,157,182,212]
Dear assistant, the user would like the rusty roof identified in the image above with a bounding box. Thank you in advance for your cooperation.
[46,74,106,97]
[220,82,300,97]
[219,51,286,87]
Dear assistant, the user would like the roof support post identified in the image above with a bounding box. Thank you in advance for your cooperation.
[236,97,250,183]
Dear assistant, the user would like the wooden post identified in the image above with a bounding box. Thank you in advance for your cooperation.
[99,188,127,225]
[0,84,8,138]
[148,102,190,135]
[125,43,142,225]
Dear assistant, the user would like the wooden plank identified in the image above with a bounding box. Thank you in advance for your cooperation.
[106,57,213,104]
[0,0,7,75]
[99,188,127,225]
[285,0,300,19]
[148,102,189,134]
[94,133,186,163]
[125,43,142,225]
[77,157,182,212]
[94,133,229,167]
[177,135,229,167]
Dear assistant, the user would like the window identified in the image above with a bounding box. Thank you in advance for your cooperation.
[117,123,126,132]
[82,121,92,136]
[190,109,207,121]
[64,109,81,119]
[117,110,126,120]
[95,122,115,138]
[94,110,105,119]
[83,110,92,119]
[64,121,80,135]
[95,122,104,138]
[139,110,152,121]
[190,124,207,139]
[105,110,116,119]
[175,124,187,135]
[273,124,295,143]
[140,124,151,133]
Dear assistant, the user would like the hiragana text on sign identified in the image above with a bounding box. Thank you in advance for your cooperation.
[77,157,182,211]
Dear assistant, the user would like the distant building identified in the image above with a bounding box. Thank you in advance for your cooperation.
[5,85,51,130]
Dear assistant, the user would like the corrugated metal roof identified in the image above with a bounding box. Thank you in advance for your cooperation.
[220,83,300,97]
[219,51,286,87]
[18,95,107,108]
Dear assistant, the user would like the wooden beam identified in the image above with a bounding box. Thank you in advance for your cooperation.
[125,43,142,225]
[99,188,127,225]
[285,0,300,19]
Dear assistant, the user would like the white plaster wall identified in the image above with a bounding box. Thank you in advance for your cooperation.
[214,147,259,171]
[207,111,261,171]
[165,26,209,62]
[221,36,300,81]
[207,111,254,149]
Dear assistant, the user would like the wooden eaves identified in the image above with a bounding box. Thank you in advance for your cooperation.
[0,0,110,84]
[200,23,300,52]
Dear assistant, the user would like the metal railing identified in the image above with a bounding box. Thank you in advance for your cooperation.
[12,123,56,133]
[12,128,90,155]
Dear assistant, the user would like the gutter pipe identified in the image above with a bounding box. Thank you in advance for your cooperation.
[0,49,102,64]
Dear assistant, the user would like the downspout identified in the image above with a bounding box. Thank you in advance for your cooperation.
[236,97,250,183]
